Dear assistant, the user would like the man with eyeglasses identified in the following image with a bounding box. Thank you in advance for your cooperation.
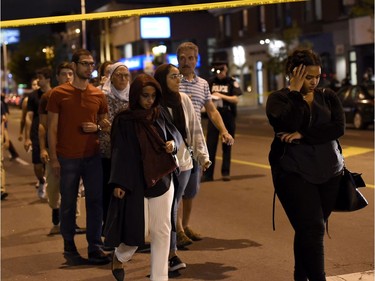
[175,42,234,250]
[47,49,111,265]
[38,62,86,236]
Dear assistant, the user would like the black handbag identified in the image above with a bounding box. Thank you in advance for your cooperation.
[333,139,368,212]
[334,167,368,212]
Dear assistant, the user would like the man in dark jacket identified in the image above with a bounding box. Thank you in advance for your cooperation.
[202,60,242,182]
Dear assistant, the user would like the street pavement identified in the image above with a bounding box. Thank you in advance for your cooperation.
[1,106,374,281]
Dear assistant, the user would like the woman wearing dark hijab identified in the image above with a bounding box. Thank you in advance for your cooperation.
[104,74,182,281]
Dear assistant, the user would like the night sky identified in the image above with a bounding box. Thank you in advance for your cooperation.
[1,0,213,40]
[1,0,210,20]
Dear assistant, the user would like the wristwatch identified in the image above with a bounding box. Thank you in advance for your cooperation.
[97,124,102,132]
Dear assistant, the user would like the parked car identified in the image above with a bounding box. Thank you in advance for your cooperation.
[335,85,374,129]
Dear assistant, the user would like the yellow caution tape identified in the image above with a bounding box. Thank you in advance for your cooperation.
[1,0,306,28]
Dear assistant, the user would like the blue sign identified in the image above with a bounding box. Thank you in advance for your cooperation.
[0,29,20,45]
[119,54,201,71]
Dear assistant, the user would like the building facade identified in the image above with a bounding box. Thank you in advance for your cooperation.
[82,0,373,106]
[211,0,374,105]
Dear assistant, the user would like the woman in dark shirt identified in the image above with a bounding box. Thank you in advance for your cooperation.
[266,49,345,281]
[104,74,182,281]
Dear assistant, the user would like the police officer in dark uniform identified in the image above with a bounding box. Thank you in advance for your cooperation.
[202,60,242,182]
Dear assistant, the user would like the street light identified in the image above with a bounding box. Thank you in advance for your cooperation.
[152,45,167,67]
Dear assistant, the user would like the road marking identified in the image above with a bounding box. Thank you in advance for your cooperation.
[216,145,374,188]
[342,146,374,158]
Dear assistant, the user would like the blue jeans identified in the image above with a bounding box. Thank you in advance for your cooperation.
[59,154,104,253]
[170,169,192,251]
[183,163,201,199]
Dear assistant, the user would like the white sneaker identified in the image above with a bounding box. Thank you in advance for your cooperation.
[37,182,47,200]
[36,177,46,188]
[14,157,30,165]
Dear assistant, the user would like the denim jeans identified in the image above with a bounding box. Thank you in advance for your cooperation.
[170,169,192,251]
[59,154,104,253]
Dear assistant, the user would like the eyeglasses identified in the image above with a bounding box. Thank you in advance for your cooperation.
[113,73,130,79]
[169,74,184,80]
[77,61,95,68]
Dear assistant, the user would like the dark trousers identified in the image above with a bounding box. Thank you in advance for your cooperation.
[274,170,341,281]
[204,108,235,179]
[101,157,114,230]
[59,154,104,253]
[8,140,19,158]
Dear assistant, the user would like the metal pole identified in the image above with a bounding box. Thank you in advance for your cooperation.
[105,19,111,61]
[81,0,87,49]
[2,43,9,94]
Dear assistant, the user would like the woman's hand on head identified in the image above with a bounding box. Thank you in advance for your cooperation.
[289,64,307,92]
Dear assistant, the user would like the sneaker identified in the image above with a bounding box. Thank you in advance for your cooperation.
[36,177,46,188]
[222,175,231,181]
[169,255,187,272]
[1,191,8,200]
[177,231,193,248]
[49,224,60,235]
[13,157,29,165]
[88,249,111,265]
[63,240,84,265]
[37,182,47,200]
[184,226,202,241]
[75,224,86,235]
[201,175,213,182]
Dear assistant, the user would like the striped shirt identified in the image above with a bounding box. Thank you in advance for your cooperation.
[179,75,212,122]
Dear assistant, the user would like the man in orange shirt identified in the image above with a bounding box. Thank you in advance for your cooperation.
[47,49,110,265]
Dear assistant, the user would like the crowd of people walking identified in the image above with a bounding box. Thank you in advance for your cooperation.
[1,44,350,281]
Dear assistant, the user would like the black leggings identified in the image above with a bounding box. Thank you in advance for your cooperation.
[274,171,341,281]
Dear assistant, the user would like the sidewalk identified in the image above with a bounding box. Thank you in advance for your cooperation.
[327,271,374,281]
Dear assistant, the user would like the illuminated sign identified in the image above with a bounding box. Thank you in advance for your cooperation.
[119,54,201,71]
[0,29,20,45]
[140,17,171,39]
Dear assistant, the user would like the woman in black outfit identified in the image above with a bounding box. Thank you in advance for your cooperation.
[266,49,345,281]
[104,74,182,281]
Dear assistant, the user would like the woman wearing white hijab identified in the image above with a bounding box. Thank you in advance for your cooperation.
[99,62,131,229]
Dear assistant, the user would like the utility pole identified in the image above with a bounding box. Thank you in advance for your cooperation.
[2,42,9,94]
[81,0,87,49]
